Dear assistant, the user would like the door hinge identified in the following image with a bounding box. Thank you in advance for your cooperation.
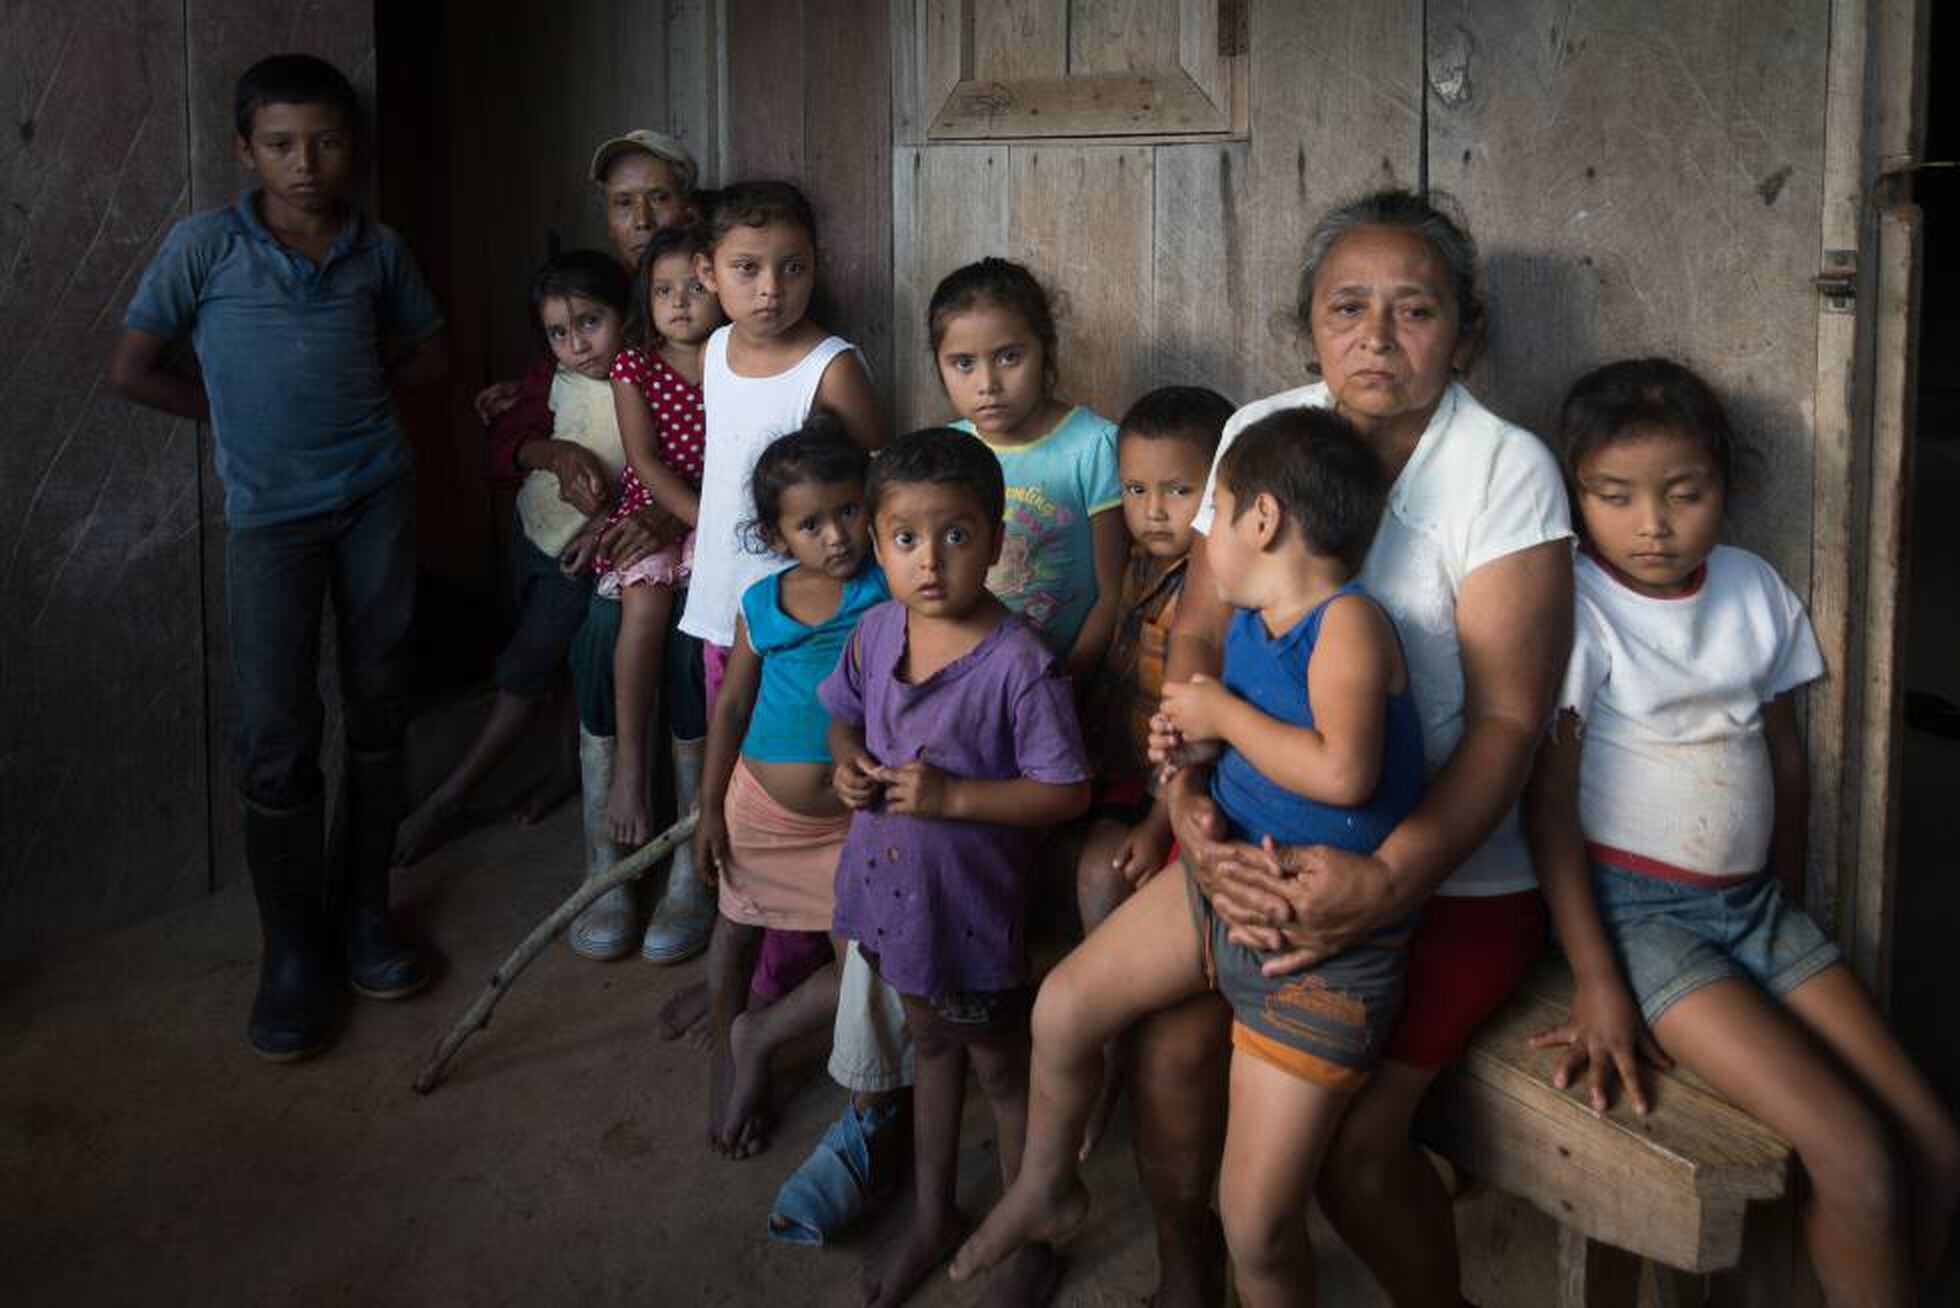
[1816,249,1857,313]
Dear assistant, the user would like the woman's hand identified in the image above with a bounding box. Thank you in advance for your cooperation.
[1528,978,1672,1116]
[475,380,523,425]
[550,443,611,516]
[694,806,731,888]
[1213,839,1404,975]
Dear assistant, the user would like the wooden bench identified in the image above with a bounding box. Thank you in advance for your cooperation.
[1415,960,1799,1307]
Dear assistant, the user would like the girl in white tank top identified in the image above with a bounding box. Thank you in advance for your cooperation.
[679,182,887,653]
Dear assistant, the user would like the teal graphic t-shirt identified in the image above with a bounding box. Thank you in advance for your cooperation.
[955,405,1121,657]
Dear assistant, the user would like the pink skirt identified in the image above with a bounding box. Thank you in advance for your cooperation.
[596,531,693,599]
[717,758,849,932]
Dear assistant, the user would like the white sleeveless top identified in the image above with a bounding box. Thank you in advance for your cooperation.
[516,369,627,557]
[679,326,860,646]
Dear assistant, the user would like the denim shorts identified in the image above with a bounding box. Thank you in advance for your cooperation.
[1590,860,1843,1025]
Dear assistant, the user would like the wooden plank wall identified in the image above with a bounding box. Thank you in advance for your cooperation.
[721,0,896,395]
[0,0,208,961]
[889,2,1425,430]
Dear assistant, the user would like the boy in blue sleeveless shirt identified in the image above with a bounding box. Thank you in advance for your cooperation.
[112,54,448,1061]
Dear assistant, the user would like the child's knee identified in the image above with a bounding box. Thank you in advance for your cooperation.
[1218,1185,1297,1279]
[969,1041,1030,1103]
[1317,1120,1402,1210]
[1029,971,1095,1058]
[1800,1113,1907,1230]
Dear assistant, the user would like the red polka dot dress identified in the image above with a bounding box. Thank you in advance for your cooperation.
[596,346,705,596]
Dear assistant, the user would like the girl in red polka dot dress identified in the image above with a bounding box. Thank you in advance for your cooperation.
[594,225,726,844]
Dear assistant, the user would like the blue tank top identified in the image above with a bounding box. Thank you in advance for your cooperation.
[1209,584,1426,851]
[740,562,889,763]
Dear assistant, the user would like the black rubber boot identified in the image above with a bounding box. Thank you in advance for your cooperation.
[335,749,429,1000]
[244,796,337,1061]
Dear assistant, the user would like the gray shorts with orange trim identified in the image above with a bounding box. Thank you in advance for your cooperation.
[1185,863,1408,1090]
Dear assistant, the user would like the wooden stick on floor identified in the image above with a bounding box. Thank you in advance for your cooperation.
[413,812,699,1094]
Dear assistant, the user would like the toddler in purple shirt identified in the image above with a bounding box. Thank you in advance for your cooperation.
[820,428,1090,1308]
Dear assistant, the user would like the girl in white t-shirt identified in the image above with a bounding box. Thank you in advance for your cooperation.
[1527,358,1958,1304]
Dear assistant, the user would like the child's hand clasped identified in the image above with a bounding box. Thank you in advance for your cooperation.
[1110,819,1173,886]
[873,759,953,817]
[557,528,602,578]
[693,807,730,888]
[1159,674,1233,743]
[832,749,885,810]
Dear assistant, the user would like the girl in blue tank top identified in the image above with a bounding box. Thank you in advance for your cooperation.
[953,408,1426,1306]
[691,418,886,1157]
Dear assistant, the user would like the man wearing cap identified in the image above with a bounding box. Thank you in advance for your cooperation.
[399,132,711,967]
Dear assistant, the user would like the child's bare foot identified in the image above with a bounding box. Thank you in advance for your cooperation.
[655,982,709,1042]
[948,1173,1089,1281]
[392,794,462,867]
[608,760,650,846]
[1079,1040,1126,1162]
[707,1032,736,1154]
[862,1203,963,1308]
[978,1242,1062,1308]
[715,1010,773,1159]
[517,766,578,825]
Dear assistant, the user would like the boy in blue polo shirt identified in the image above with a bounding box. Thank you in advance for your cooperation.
[112,53,448,1061]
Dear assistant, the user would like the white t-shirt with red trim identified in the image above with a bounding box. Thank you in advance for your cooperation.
[1561,545,1826,881]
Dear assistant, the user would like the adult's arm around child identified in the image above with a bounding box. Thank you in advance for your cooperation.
[1219,538,1574,973]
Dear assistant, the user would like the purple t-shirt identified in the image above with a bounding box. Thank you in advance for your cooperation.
[819,601,1090,997]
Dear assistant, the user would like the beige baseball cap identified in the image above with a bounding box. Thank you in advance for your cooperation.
[589,130,699,194]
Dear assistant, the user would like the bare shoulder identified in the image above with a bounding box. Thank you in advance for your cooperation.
[1316,592,1404,688]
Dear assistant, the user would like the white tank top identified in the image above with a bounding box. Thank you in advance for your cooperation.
[679,325,860,646]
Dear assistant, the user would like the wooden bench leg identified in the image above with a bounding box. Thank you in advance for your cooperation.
[1557,1227,1641,1308]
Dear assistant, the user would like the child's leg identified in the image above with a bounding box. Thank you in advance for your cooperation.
[704,914,764,1153]
[1780,964,1960,1277]
[394,690,542,864]
[1073,817,1139,1161]
[1654,978,1919,1305]
[718,942,845,1160]
[952,865,1207,1280]
[1074,818,1135,931]
[967,1025,1067,1308]
[862,994,969,1308]
[1218,1050,1352,1308]
[607,581,672,845]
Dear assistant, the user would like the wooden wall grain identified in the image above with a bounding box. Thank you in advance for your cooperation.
[889,2,1423,429]
[722,0,896,393]
[0,0,208,962]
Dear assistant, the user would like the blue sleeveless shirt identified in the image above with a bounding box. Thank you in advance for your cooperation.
[740,562,889,763]
[1209,585,1426,851]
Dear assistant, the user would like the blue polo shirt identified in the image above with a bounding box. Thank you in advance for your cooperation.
[124,192,444,527]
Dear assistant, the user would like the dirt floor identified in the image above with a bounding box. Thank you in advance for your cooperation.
[8,672,1953,1307]
[0,696,1428,1308]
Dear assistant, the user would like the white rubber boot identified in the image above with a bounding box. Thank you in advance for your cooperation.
[569,726,636,961]
[640,734,713,963]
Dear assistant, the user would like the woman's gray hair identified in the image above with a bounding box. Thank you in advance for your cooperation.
[1293,188,1485,369]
